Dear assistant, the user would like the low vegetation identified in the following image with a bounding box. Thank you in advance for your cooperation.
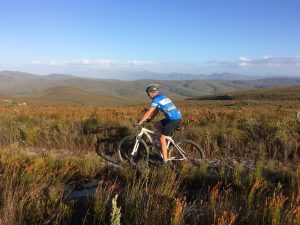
[191,85,300,101]
[0,98,298,162]
[0,149,299,225]
[0,85,299,224]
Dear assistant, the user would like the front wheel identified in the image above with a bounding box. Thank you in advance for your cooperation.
[117,135,149,165]
[176,140,205,164]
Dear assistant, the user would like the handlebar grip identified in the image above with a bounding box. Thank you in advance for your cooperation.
[134,123,142,128]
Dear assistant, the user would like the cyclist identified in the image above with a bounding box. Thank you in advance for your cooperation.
[138,84,182,163]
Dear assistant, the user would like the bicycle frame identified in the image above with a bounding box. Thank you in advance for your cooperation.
[131,127,187,161]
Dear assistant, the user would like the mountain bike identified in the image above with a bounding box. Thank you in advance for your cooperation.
[117,124,205,165]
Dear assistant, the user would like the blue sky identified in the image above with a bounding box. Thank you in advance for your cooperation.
[0,0,299,76]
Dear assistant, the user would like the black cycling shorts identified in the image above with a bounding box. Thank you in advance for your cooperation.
[160,119,181,136]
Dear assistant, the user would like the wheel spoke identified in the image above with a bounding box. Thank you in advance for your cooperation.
[177,140,205,164]
[118,136,149,165]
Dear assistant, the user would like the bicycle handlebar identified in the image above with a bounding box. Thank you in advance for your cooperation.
[135,118,151,129]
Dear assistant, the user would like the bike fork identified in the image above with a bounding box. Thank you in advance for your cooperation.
[131,138,140,156]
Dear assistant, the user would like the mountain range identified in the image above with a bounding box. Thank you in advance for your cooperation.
[1,70,300,106]
[67,70,287,80]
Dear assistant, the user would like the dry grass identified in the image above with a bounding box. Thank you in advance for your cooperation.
[0,98,299,224]
[0,148,299,225]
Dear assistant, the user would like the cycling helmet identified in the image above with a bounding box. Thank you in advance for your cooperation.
[146,84,159,93]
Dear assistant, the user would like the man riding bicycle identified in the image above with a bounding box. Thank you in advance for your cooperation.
[138,84,182,163]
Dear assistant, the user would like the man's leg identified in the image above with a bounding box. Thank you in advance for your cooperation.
[160,120,175,162]
[159,134,168,162]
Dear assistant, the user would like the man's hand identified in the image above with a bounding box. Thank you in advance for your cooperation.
[135,123,143,128]
[137,118,151,127]
[145,118,152,123]
[139,107,156,126]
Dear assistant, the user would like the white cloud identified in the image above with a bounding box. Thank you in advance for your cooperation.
[31,60,42,65]
[238,57,250,66]
[264,54,272,59]
[27,58,186,73]
[126,60,156,66]
[203,56,300,76]
[81,59,92,65]
[25,56,300,76]
[95,59,116,65]
[208,56,300,68]
[29,59,169,69]
[239,62,249,66]
[259,57,300,66]
[238,56,250,61]
[49,61,57,66]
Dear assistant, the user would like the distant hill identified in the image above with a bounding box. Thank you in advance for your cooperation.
[204,73,263,80]
[1,71,300,105]
[189,85,300,101]
[29,86,128,106]
[69,70,263,80]
[0,71,77,95]
[72,70,294,80]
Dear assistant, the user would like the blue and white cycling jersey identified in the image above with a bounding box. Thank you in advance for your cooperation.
[151,94,182,120]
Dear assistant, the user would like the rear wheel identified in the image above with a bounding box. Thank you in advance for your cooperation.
[176,140,205,164]
[117,135,149,165]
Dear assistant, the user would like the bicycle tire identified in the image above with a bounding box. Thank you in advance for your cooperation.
[117,135,149,165]
[176,140,205,164]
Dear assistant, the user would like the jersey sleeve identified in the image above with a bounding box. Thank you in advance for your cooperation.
[150,98,159,108]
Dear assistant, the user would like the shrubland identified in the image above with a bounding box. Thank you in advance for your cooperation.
[0,98,299,225]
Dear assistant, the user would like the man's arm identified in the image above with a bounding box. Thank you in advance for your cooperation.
[148,108,159,121]
[138,107,156,125]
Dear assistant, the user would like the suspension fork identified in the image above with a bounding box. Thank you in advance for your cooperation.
[131,139,140,156]
[131,130,144,156]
